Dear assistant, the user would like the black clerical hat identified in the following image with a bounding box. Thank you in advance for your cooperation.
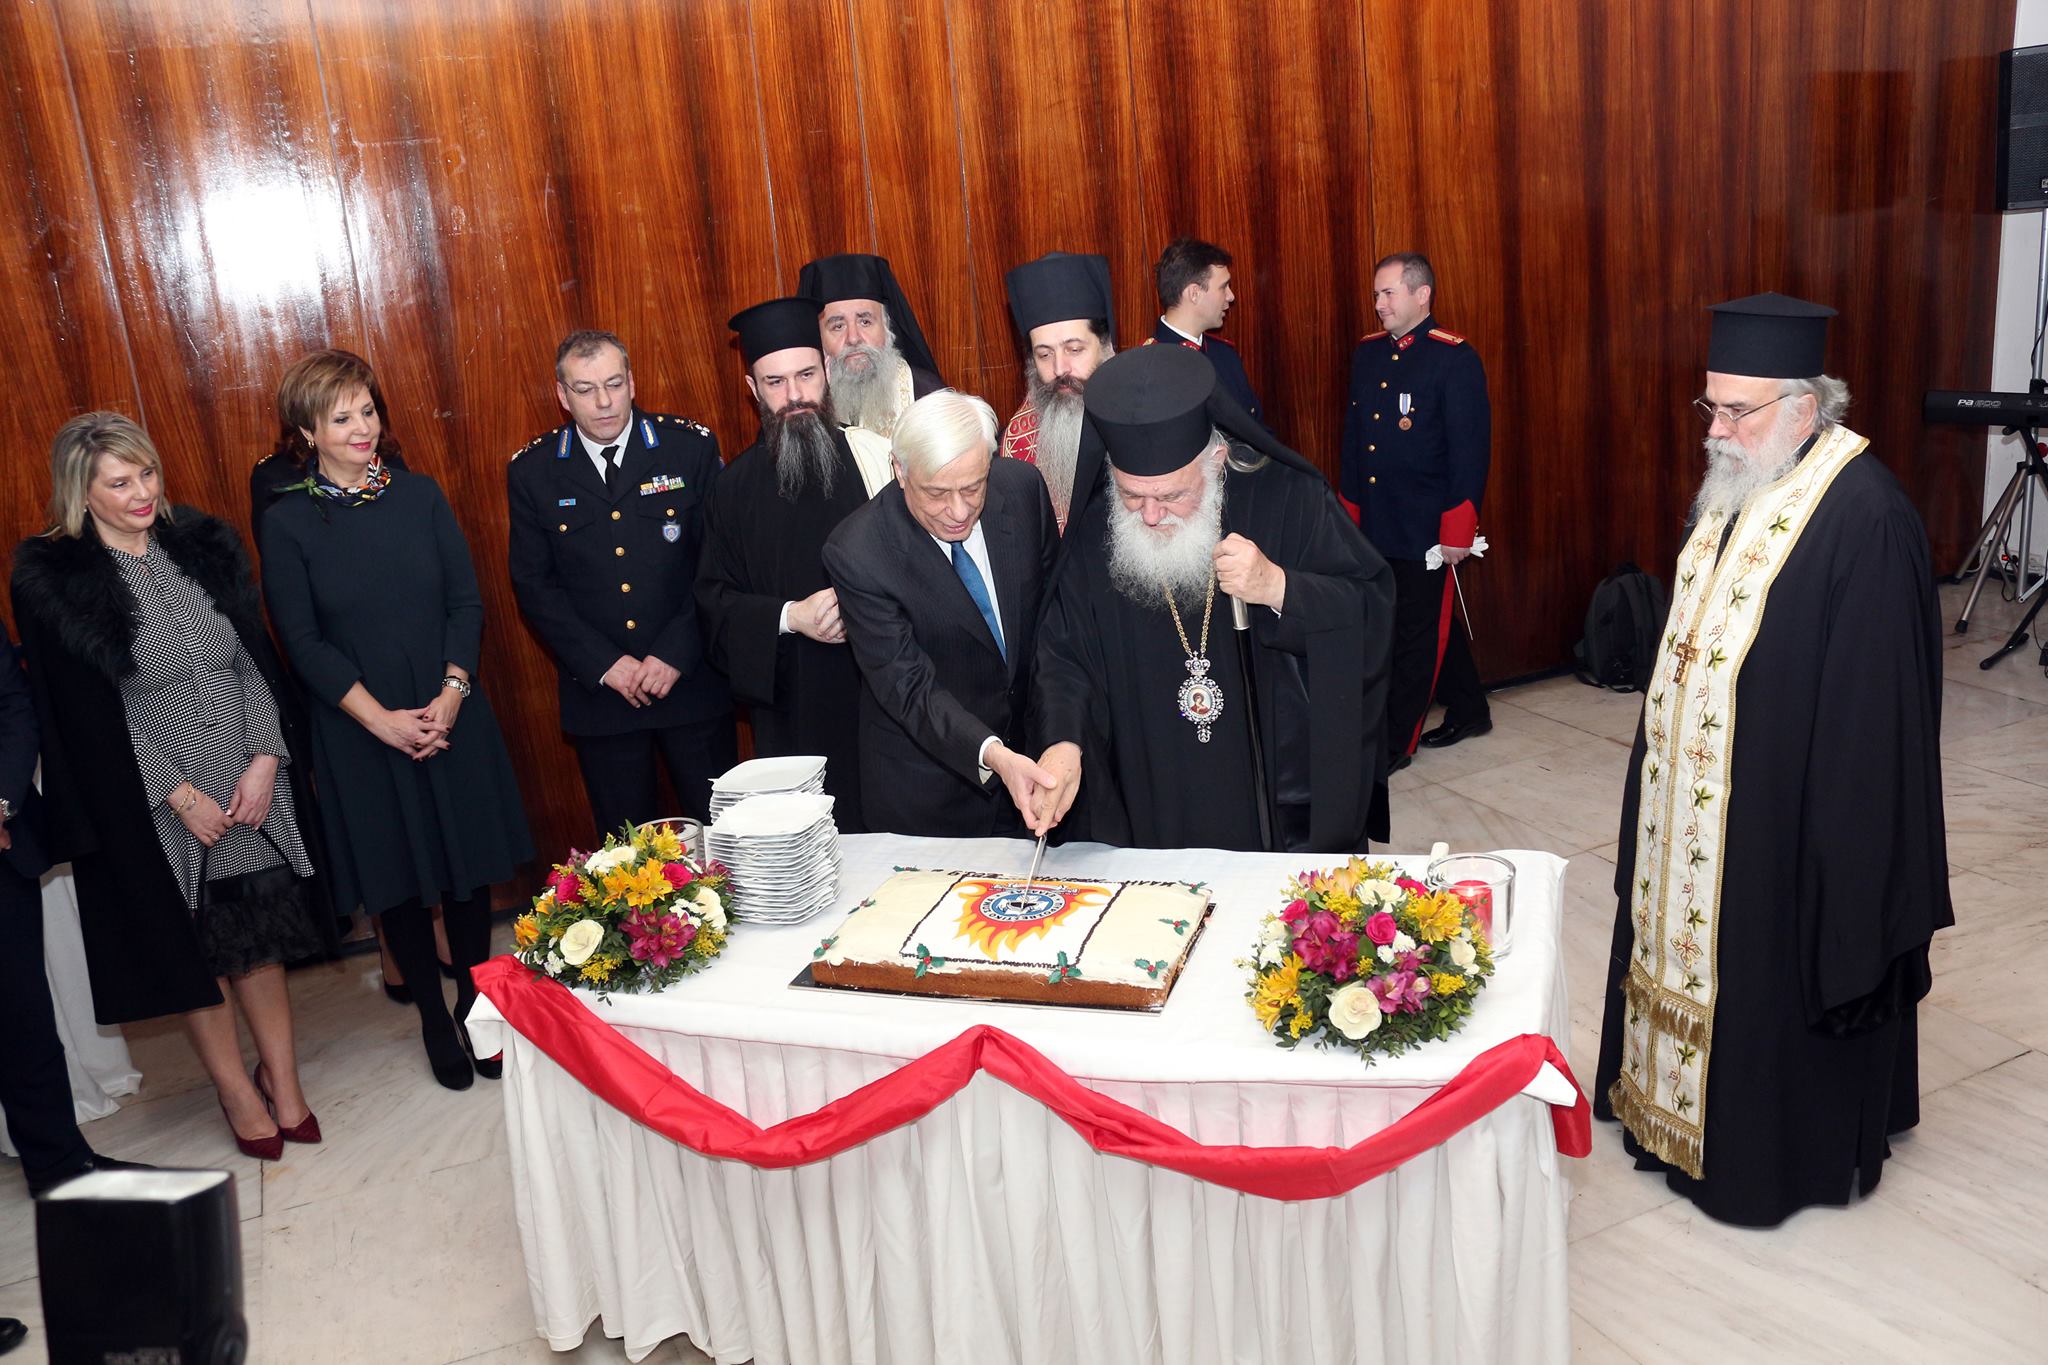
[1706,292,1836,379]
[728,297,823,367]
[1005,252,1116,338]
[796,252,942,377]
[1085,344,1321,479]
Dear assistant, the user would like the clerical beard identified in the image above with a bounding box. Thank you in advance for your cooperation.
[827,324,911,437]
[1024,360,1100,522]
[1106,457,1225,608]
[1692,410,1807,520]
[762,397,841,501]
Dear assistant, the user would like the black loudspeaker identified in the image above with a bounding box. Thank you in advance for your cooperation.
[1999,44,2048,211]
[37,1168,248,1364]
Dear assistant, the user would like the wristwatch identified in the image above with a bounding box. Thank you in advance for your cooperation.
[441,675,473,698]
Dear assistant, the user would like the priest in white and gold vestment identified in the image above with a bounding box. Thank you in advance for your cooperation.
[1594,293,1952,1228]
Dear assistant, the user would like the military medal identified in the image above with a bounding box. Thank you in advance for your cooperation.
[1398,393,1414,430]
[1165,575,1223,743]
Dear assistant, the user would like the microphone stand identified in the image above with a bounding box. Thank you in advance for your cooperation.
[1231,595,1276,852]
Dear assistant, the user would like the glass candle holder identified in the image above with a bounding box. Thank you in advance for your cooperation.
[1425,851,1517,956]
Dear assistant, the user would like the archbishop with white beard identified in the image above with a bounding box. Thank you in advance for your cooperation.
[1019,344,1394,853]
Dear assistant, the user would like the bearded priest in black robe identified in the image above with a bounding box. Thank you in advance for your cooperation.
[696,297,880,832]
[1018,344,1393,853]
[1594,293,1952,1227]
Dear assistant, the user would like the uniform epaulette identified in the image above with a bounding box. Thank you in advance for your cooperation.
[509,431,553,463]
[1206,333,1238,350]
[1360,329,1389,342]
[649,412,714,438]
[1426,327,1465,345]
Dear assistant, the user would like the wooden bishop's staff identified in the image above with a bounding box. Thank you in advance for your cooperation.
[1230,595,1277,853]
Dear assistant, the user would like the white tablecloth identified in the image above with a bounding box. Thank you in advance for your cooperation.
[470,838,1578,1365]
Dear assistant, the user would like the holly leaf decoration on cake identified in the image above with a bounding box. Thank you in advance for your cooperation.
[1045,950,1081,985]
[812,936,837,960]
[1159,918,1190,935]
[1135,959,1164,979]
[914,943,947,978]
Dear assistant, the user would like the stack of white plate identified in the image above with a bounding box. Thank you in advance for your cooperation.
[707,755,827,822]
[704,791,841,924]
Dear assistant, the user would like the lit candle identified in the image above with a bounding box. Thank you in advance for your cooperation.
[1451,879,1494,940]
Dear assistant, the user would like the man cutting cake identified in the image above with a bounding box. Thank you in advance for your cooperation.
[1593,293,1952,1227]
[1019,344,1394,853]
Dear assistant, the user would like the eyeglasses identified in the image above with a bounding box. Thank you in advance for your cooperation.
[1692,394,1786,428]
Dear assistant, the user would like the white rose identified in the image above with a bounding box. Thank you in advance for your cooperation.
[559,918,605,967]
[1327,982,1384,1040]
[1447,936,1477,969]
[690,886,727,932]
[583,845,637,875]
[1357,878,1404,906]
[1392,931,1417,954]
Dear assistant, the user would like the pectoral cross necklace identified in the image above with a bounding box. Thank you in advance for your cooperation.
[1165,576,1223,743]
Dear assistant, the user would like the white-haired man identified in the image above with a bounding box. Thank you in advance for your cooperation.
[1023,345,1394,853]
[798,252,946,439]
[1594,292,1951,1228]
[823,390,1059,837]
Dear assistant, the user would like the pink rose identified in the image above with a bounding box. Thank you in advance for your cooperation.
[1280,897,1310,924]
[548,867,583,905]
[661,862,696,890]
[1364,911,1398,946]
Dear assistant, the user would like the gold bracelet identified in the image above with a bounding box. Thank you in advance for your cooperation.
[175,790,198,814]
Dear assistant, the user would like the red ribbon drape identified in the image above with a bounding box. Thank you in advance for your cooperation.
[474,956,1592,1201]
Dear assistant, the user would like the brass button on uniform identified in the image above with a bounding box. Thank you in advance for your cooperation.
[1380,381,1388,389]
[625,619,637,630]
[611,510,622,521]
[1368,444,1376,452]
[557,523,567,532]
[614,546,625,557]
[1372,413,1381,421]
[665,508,675,516]
[620,582,632,594]
[1368,476,1377,485]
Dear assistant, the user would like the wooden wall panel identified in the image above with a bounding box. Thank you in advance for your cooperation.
[0,0,2015,869]
[945,0,1148,405]
[0,0,138,543]
[49,0,362,511]
[1125,0,1375,480]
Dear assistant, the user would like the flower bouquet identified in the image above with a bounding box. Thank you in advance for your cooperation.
[513,823,733,993]
[1244,856,1496,1060]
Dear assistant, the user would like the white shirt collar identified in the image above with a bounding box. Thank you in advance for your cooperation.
[1160,315,1204,345]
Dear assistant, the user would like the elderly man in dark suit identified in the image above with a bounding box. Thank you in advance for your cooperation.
[823,390,1060,837]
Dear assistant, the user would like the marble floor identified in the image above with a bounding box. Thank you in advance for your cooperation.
[3,580,2046,1364]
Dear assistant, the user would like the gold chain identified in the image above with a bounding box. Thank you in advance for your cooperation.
[1163,575,1217,660]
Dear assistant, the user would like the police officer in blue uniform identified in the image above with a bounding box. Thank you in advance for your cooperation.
[507,330,735,837]
[1339,252,1492,771]
[1151,237,1265,427]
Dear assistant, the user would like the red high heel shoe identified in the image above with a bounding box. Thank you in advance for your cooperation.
[253,1062,323,1144]
[218,1095,283,1161]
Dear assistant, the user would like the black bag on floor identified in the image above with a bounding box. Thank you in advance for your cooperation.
[1572,563,1669,692]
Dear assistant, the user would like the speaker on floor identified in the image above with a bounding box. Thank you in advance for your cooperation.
[1998,43,2048,212]
[37,1167,247,1364]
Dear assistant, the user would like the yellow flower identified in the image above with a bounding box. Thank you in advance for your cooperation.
[1287,1008,1316,1039]
[601,861,674,909]
[1250,955,1305,1030]
[1409,891,1468,944]
[579,954,620,984]
[644,826,684,863]
[1429,971,1467,997]
[1321,890,1361,921]
[513,914,541,950]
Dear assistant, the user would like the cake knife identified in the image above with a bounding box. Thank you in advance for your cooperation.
[1021,830,1048,897]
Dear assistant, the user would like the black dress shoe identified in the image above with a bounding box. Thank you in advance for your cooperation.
[26,1151,156,1198]
[0,1317,26,1355]
[1419,716,1493,748]
[457,1020,502,1081]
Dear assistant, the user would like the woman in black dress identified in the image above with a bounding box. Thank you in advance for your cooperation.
[11,413,336,1161]
[260,350,532,1089]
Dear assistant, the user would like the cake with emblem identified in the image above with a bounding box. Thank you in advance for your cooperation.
[810,869,1211,1009]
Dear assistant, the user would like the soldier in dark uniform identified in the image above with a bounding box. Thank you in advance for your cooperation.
[1339,252,1492,771]
[507,329,735,837]
[1151,236,1265,428]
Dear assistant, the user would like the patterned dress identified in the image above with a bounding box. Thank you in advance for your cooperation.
[111,538,320,976]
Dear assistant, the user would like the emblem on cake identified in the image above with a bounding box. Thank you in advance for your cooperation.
[811,869,1211,1010]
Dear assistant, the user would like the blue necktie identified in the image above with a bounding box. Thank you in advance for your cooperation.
[952,540,1005,661]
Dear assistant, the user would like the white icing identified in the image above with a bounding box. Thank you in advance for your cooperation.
[823,870,1206,988]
